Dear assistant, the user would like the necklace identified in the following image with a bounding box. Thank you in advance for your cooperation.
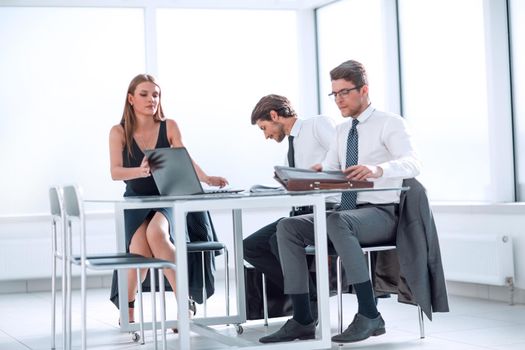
[134,124,159,151]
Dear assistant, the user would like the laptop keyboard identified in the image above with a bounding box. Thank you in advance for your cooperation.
[203,188,243,194]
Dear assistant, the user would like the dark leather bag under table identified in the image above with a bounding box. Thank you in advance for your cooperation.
[244,265,293,320]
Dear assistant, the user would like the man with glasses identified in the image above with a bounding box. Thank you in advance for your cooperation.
[259,60,421,344]
[244,94,336,321]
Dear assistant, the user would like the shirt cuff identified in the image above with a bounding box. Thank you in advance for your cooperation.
[378,162,391,177]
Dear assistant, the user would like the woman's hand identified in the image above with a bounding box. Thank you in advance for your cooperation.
[137,156,151,178]
[205,176,229,188]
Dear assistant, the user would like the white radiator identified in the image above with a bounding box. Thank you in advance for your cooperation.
[439,233,514,287]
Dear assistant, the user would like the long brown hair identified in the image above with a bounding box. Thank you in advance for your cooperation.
[120,74,166,157]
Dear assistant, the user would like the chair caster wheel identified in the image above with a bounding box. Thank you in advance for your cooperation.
[235,324,243,334]
[131,331,140,342]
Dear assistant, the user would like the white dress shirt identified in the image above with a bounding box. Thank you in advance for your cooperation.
[322,105,421,204]
[285,115,336,168]
[285,115,339,204]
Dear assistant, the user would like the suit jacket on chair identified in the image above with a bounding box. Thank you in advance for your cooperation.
[373,178,449,320]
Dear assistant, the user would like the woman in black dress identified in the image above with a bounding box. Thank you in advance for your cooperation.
[108,74,228,322]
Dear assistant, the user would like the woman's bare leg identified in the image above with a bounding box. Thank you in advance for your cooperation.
[146,212,195,331]
[127,220,153,322]
[145,212,177,294]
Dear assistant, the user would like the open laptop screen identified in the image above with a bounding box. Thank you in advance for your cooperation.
[144,147,243,196]
[144,147,206,196]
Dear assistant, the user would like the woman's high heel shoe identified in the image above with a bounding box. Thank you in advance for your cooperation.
[189,298,197,316]
[118,300,136,325]
[172,299,197,333]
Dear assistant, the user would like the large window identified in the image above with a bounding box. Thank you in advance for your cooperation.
[156,9,300,189]
[2,0,523,213]
[317,0,514,202]
[0,7,145,215]
[316,0,400,120]
[0,5,303,216]
[398,0,513,201]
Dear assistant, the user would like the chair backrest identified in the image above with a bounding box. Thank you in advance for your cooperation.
[62,185,88,260]
[49,186,66,257]
[62,185,83,219]
[49,186,63,219]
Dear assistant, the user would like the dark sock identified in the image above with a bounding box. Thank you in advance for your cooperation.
[308,277,317,303]
[353,280,379,319]
[291,293,313,325]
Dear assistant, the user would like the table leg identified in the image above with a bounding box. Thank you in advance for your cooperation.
[174,203,190,349]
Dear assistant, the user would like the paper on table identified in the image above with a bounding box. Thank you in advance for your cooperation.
[249,184,285,193]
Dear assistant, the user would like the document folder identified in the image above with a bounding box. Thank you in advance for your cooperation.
[273,166,373,191]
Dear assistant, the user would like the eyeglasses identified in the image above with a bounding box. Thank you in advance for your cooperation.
[328,86,362,100]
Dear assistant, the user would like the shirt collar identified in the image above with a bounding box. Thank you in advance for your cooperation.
[354,104,375,123]
[289,118,303,137]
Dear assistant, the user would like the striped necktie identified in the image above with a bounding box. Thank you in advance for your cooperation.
[339,119,359,210]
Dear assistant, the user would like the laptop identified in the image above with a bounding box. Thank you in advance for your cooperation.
[143,147,244,196]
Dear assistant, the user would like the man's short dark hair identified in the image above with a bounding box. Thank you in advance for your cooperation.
[330,60,368,87]
[250,94,296,125]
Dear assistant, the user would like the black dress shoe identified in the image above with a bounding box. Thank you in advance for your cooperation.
[331,313,385,343]
[259,318,316,343]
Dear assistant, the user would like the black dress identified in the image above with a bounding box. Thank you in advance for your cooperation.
[110,120,219,307]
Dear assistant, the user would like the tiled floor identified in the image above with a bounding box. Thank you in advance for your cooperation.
[0,284,524,350]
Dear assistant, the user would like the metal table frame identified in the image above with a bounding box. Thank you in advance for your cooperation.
[88,187,404,349]
[88,192,328,349]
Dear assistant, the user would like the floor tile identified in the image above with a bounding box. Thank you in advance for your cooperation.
[0,288,523,350]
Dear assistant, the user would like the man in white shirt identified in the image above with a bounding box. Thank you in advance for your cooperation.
[259,61,421,344]
[244,94,336,319]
